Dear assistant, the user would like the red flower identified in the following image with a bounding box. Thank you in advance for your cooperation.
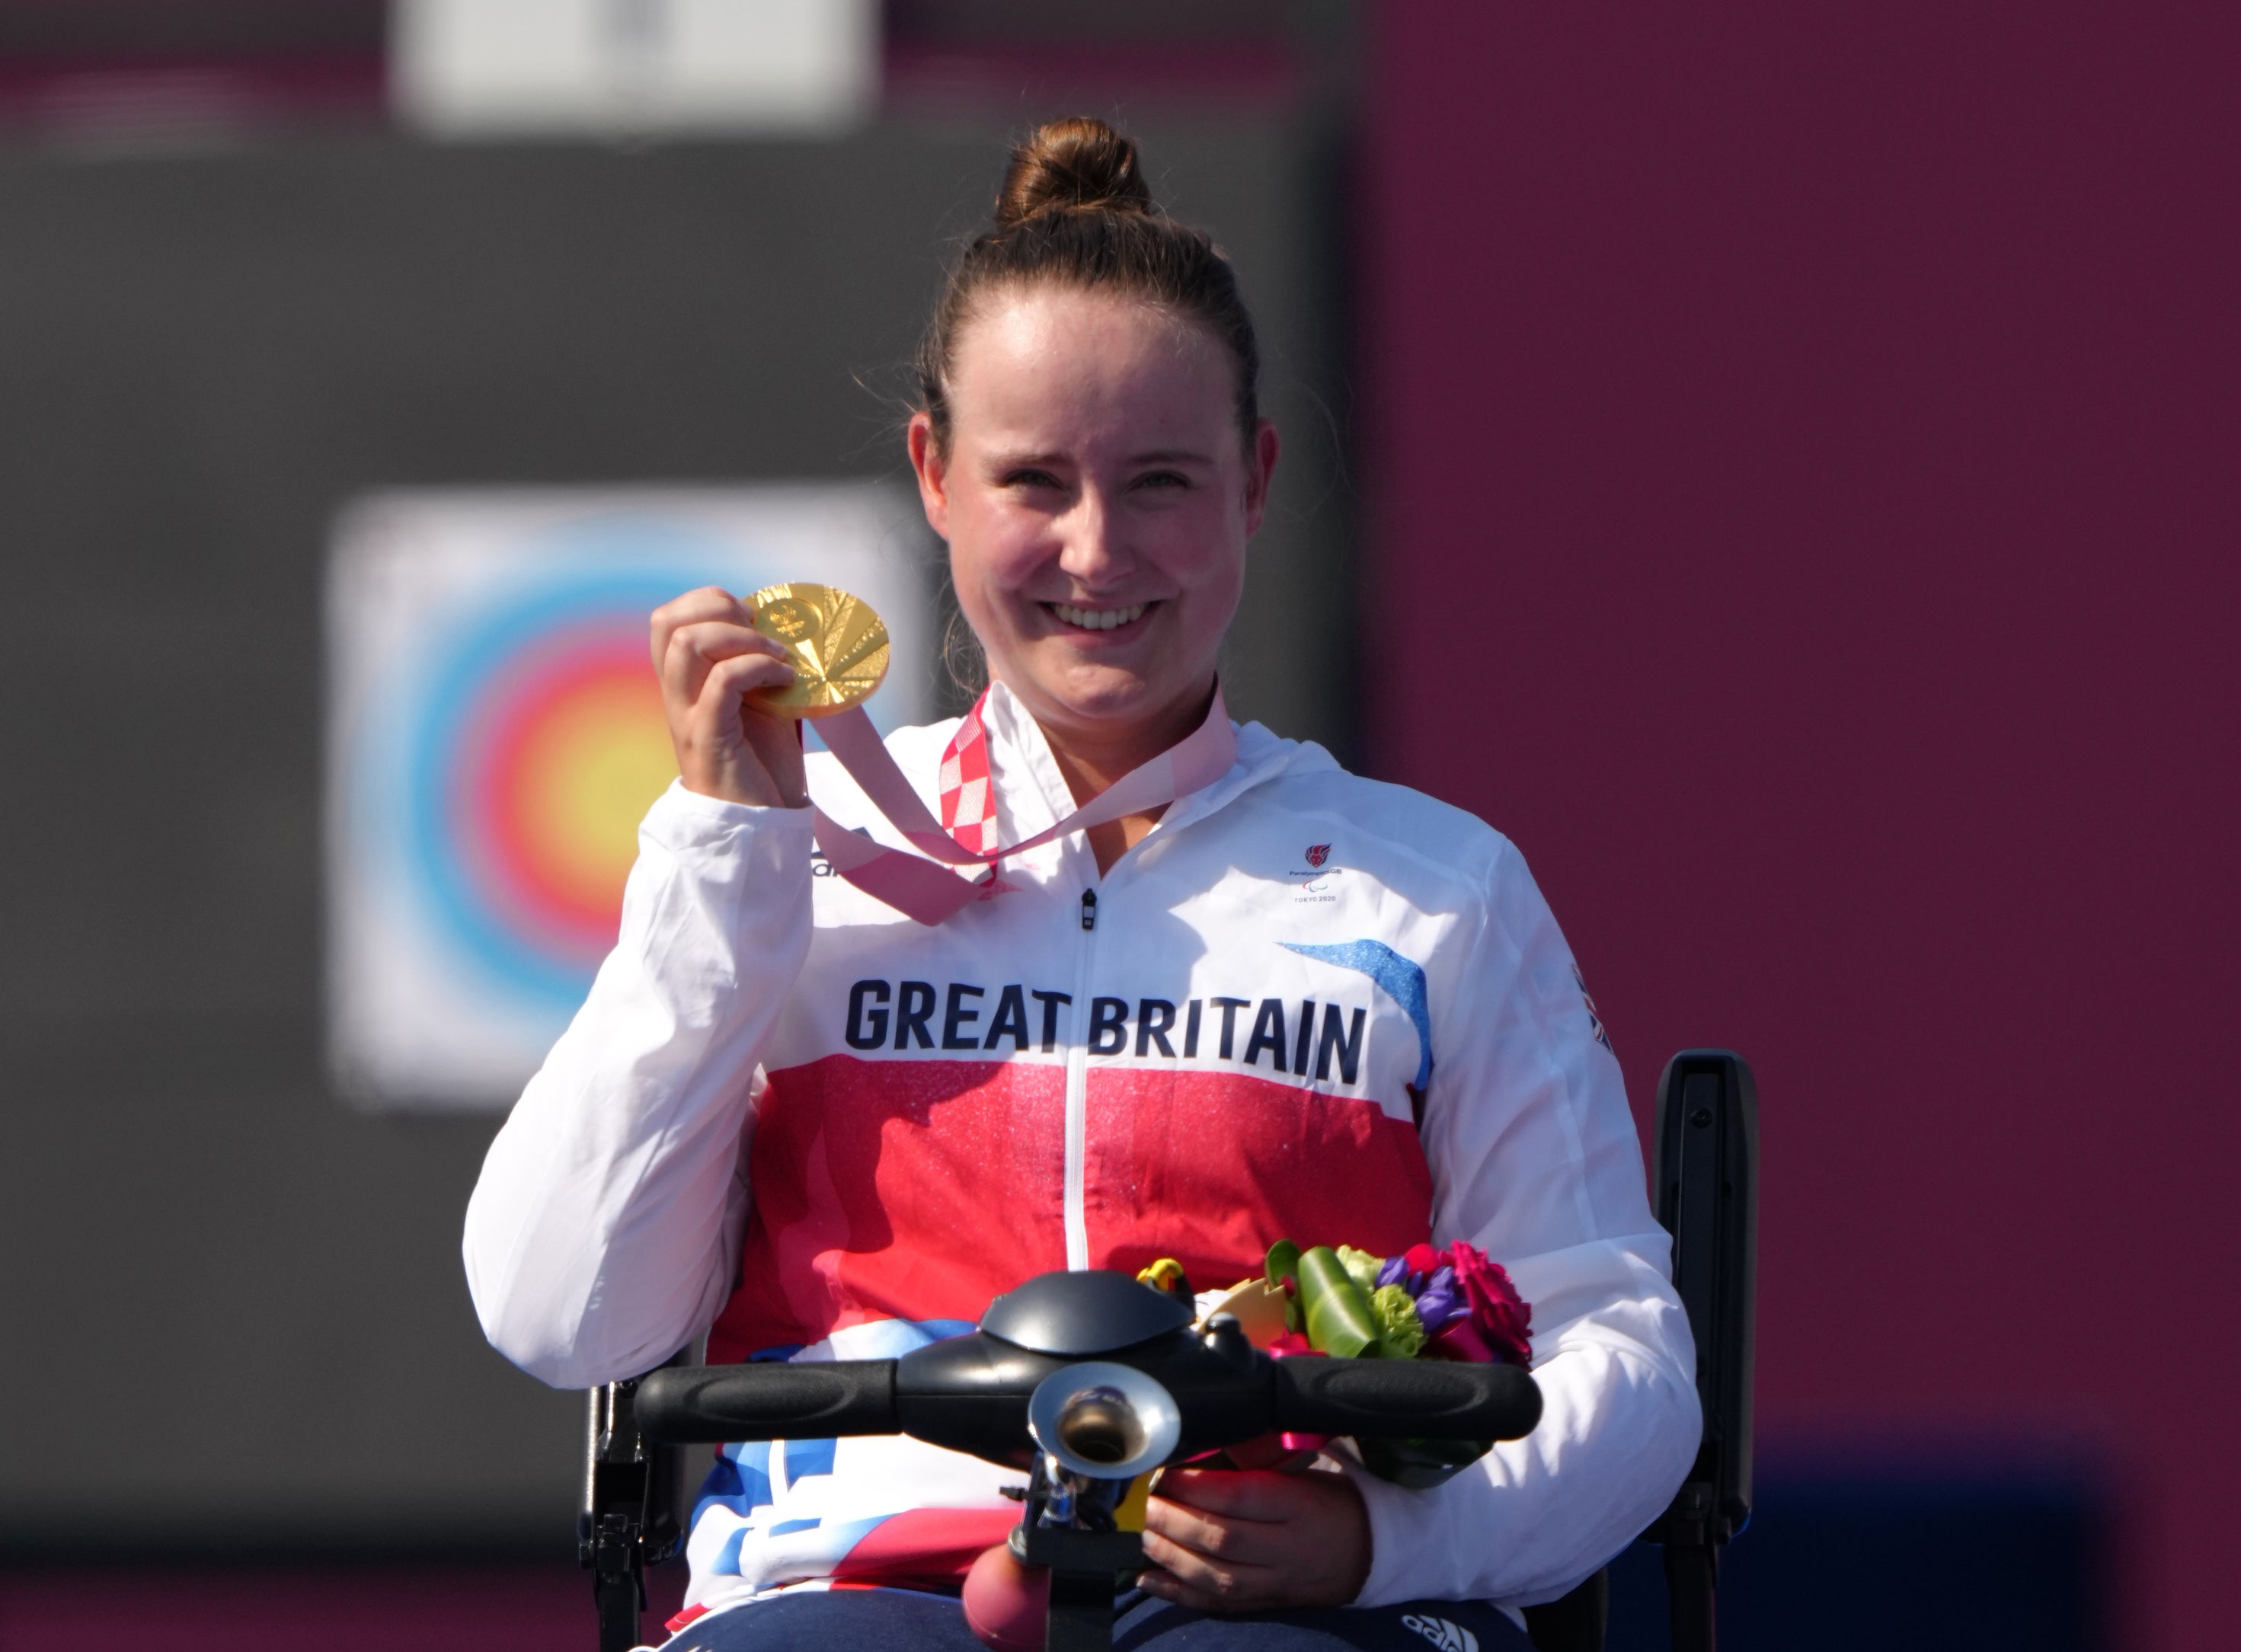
[1448,1241,1533,1368]
[1402,1241,1445,1278]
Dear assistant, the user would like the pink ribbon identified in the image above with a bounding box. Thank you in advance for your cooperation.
[807,687,1239,925]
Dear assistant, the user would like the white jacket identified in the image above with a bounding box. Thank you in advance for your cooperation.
[464,681,1699,1618]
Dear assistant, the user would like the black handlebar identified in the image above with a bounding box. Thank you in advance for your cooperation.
[637,1360,900,1443]
[637,1341,1541,1464]
[1271,1354,1540,1440]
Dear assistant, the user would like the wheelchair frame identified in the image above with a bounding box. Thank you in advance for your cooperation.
[578,1049,1758,1652]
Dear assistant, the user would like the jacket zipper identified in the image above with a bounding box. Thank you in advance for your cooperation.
[1063,887,1098,1269]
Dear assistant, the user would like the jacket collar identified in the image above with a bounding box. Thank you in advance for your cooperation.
[973,677,1330,849]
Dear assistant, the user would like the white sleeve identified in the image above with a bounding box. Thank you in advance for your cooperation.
[462,780,816,1391]
[1341,842,1701,1608]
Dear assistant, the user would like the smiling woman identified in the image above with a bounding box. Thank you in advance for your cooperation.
[910,120,1274,840]
[465,118,1698,1651]
[910,281,1275,872]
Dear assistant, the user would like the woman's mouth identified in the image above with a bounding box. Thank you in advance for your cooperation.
[1047,601,1150,633]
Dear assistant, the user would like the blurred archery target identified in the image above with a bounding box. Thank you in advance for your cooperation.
[325,486,932,1110]
[444,613,670,971]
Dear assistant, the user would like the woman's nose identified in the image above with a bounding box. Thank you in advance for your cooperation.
[1055,486,1126,582]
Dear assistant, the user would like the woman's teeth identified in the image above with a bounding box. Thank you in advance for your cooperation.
[1050,602,1147,631]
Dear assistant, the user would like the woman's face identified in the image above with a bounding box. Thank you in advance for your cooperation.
[909,285,1278,758]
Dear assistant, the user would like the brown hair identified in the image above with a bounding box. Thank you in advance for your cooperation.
[915,117,1262,455]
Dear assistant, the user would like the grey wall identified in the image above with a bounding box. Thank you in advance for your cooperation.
[0,123,1351,1550]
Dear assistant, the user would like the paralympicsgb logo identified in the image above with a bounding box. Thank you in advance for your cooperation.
[1400,1615,1479,1652]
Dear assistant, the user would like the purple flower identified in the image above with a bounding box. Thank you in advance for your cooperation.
[1375,1254,1412,1289]
[1411,1264,1469,1334]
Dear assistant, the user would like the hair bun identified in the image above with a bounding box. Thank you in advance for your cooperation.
[995,117,1153,228]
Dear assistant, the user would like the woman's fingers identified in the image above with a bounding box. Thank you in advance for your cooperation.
[692,650,794,732]
[1136,1468,1373,1613]
[649,587,807,807]
[1139,1487,1282,1609]
[654,578,748,645]
[1143,1497,1268,1561]
[1149,1468,1302,1521]
[1134,1573,1245,1614]
[650,586,749,676]
[1137,1529,1266,1609]
[676,652,804,807]
[661,616,786,713]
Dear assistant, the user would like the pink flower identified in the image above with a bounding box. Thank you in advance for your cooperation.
[1447,1241,1533,1368]
[1424,1318,1498,1363]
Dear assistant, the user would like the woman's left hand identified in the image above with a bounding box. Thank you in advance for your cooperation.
[1137,1466,1372,1612]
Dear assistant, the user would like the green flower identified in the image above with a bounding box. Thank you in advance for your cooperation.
[1336,1245,1386,1299]
[1370,1283,1426,1360]
[1297,1246,1382,1357]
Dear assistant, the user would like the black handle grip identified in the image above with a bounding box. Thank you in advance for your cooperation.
[636,1361,900,1444]
[1271,1357,1542,1442]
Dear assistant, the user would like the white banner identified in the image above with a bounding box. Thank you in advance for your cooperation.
[392,0,878,137]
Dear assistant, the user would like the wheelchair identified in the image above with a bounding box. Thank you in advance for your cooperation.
[576,1051,1757,1652]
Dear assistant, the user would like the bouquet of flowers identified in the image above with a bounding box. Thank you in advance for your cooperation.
[1146,1238,1533,1488]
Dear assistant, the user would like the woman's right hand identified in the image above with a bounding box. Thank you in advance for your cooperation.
[651,586,809,809]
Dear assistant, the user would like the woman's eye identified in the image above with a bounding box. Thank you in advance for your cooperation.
[1133,470,1191,491]
[1002,468,1062,489]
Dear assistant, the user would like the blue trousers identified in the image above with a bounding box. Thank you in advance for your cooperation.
[663,1587,1531,1651]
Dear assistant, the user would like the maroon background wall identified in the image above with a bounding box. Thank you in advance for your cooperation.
[1363,6,2239,1649]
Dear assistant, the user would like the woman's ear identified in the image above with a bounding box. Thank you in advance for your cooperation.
[1242,417,1280,535]
[907,412,951,540]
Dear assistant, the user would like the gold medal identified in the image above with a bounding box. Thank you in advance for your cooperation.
[745,582,890,718]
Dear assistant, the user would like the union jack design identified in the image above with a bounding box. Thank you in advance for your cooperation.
[1574,963,1613,1053]
[937,692,999,855]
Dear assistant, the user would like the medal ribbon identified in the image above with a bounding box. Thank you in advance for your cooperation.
[805,685,1238,925]
[937,692,999,855]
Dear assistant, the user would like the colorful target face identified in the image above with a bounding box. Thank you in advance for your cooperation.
[326,487,932,1110]
[427,601,681,986]
[462,629,674,954]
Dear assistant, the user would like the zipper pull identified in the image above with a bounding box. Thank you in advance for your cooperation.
[1079,890,1098,931]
